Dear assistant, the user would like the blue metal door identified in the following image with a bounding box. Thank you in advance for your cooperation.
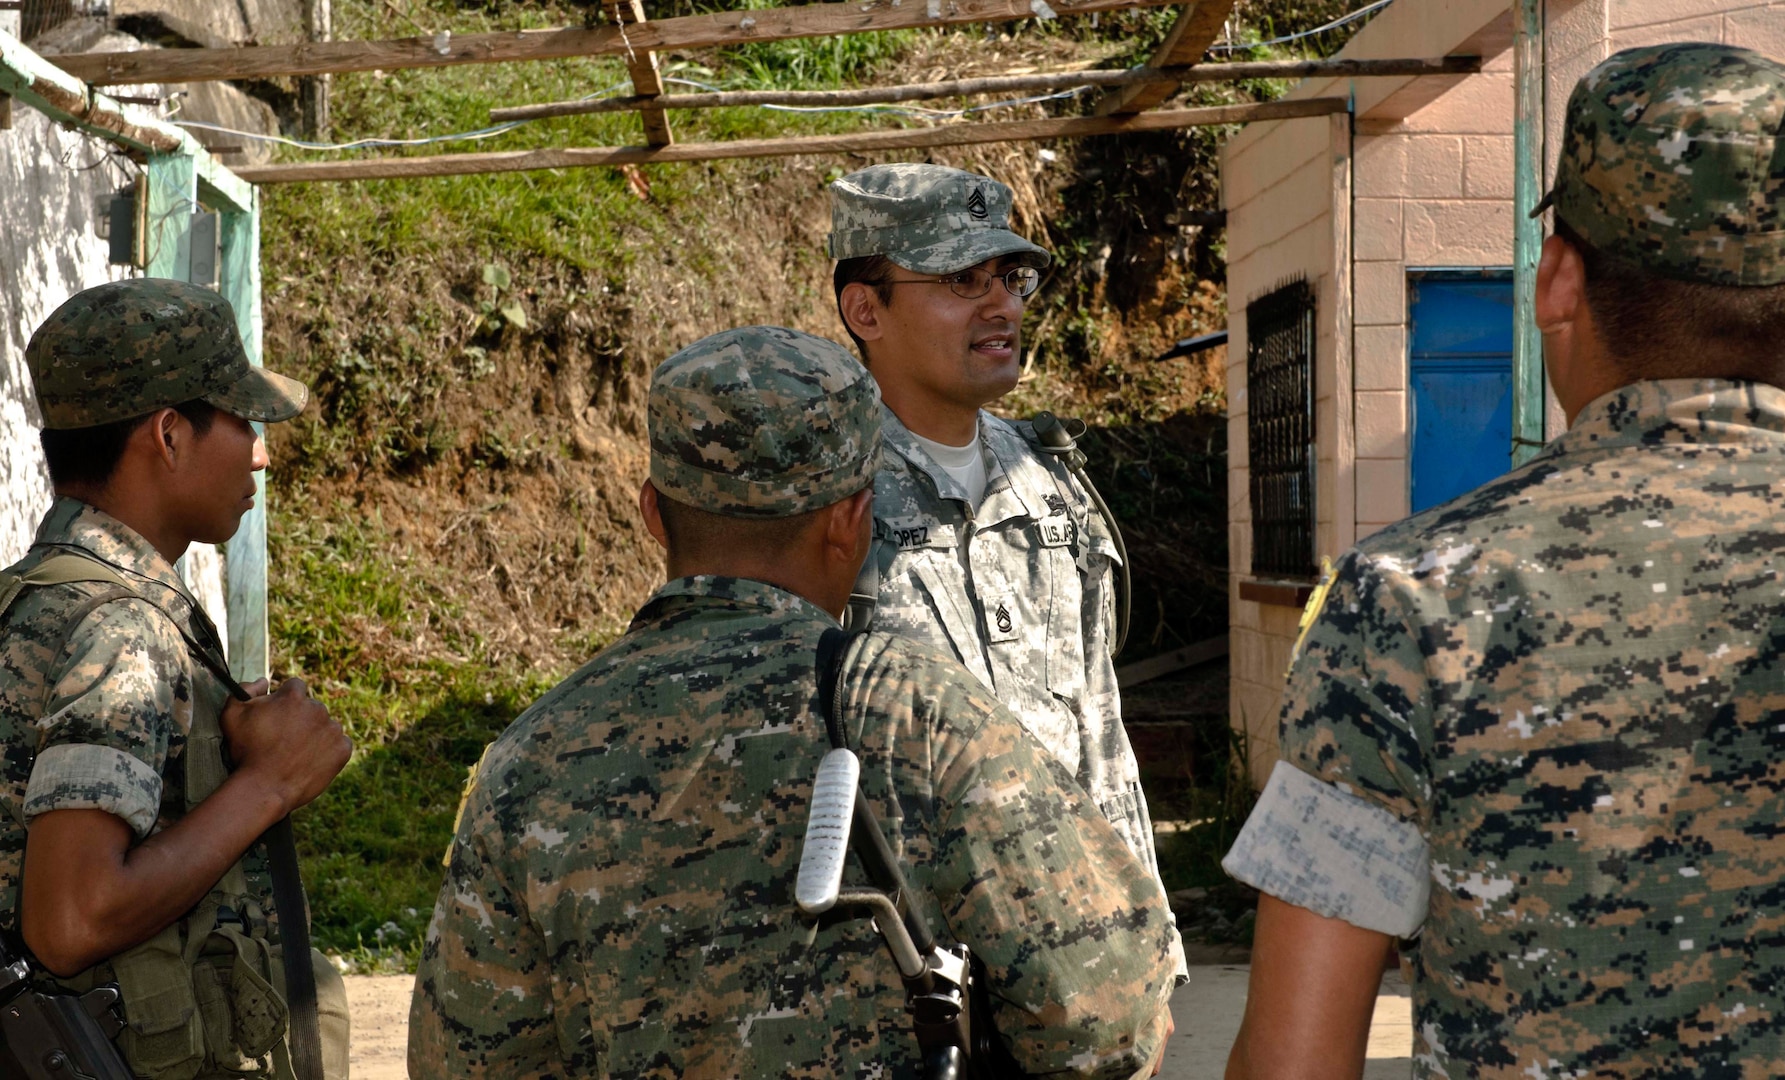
[1408,271,1515,513]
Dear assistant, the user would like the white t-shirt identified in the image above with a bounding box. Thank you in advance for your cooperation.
[908,428,989,508]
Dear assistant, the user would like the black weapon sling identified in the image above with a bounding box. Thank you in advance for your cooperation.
[30,547,326,1080]
[813,629,1028,1079]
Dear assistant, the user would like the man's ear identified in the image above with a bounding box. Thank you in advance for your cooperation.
[638,480,669,551]
[838,283,887,346]
[822,487,875,567]
[1535,232,1587,335]
[144,408,183,470]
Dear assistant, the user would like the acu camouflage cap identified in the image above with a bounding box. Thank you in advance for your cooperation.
[648,326,882,519]
[26,278,309,430]
[827,163,1051,274]
[1535,42,1785,286]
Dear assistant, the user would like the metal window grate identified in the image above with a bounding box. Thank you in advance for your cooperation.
[1247,278,1317,579]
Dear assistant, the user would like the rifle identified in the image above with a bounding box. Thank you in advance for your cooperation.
[796,747,974,1079]
[0,935,131,1080]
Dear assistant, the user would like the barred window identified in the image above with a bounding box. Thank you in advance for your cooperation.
[1247,278,1317,579]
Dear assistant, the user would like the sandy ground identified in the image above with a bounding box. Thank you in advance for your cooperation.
[346,975,412,1080]
[347,966,1414,1079]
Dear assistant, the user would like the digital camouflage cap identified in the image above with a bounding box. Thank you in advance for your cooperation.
[827,163,1051,274]
[26,278,309,430]
[648,326,882,518]
[1535,42,1785,286]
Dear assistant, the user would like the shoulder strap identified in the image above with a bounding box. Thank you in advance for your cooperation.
[815,627,858,750]
[0,550,132,624]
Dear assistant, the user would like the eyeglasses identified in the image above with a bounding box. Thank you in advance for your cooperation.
[886,264,1043,300]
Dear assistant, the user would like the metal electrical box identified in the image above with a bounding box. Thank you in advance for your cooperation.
[188,210,220,287]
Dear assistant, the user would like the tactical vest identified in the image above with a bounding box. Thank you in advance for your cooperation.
[0,550,349,1080]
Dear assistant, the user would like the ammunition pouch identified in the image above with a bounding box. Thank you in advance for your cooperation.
[94,913,348,1080]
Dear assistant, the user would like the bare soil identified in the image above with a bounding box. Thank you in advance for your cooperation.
[346,975,413,1080]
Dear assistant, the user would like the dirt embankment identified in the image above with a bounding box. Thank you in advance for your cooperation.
[265,134,1227,678]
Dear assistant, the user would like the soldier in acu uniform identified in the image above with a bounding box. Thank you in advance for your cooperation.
[827,164,1183,979]
[1223,43,1785,1079]
[408,326,1177,1078]
[1,279,353,1077]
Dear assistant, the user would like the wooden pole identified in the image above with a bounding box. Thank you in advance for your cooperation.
[490,56,1479,121]
[236,97,1346,184]
[1097,0,1235,116]
[301,0,331,139]
[605,0,670,145]
[54,0,1185,86]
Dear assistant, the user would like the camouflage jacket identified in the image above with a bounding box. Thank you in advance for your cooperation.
[864,410,1175,933]
[1228,380,1785,1077]
[0,498,269,934]
[409,575,1177,1079]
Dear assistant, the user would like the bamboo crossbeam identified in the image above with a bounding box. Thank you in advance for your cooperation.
[53,0,1185,86]
[0,29,181,152]
[1099,0,1233,116]
[490,56,1478,121]
[236,96,1346,185]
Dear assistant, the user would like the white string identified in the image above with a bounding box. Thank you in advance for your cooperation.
[1208,0,1393,53]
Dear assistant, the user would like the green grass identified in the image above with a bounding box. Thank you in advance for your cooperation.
[269,504,565,967]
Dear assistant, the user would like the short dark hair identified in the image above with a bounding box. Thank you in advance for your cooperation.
[41,400,220,490]
[832,255,899,359]
[1556,218,1785,386]
[656,490,825,564]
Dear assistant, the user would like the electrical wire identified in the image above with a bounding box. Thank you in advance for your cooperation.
[1207,0,1394,54]
[168,70,1097,153]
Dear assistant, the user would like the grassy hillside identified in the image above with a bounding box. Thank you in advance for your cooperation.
[258,0,1362,966]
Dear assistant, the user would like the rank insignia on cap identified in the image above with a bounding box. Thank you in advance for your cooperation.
[966,186,989,219]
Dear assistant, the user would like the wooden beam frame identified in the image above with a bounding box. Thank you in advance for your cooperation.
[53,0,1185,86]
[490,56,1478,121]
[236,97,1345,184]
[605,0,671,145]
[1097,0,1236,116]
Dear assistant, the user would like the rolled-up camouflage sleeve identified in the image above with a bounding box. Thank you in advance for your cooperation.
[926,696,1176,1079]
[1224,549,1435,935]
[410,787,559,1079]
[23,599,180,838]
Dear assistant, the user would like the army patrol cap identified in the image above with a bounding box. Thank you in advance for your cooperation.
[648,326,882,519]
[827,163,1051,274]
[1534,42,1785,286]
[26,279,309,430]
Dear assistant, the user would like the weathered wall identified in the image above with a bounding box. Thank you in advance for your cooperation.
[0,28,230,631]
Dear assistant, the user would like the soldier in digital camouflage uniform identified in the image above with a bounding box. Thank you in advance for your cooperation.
[827,165,1184,980]
[408,326,1177,1079]
[1223,43,1785,1079]
[1,279,352,1077]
